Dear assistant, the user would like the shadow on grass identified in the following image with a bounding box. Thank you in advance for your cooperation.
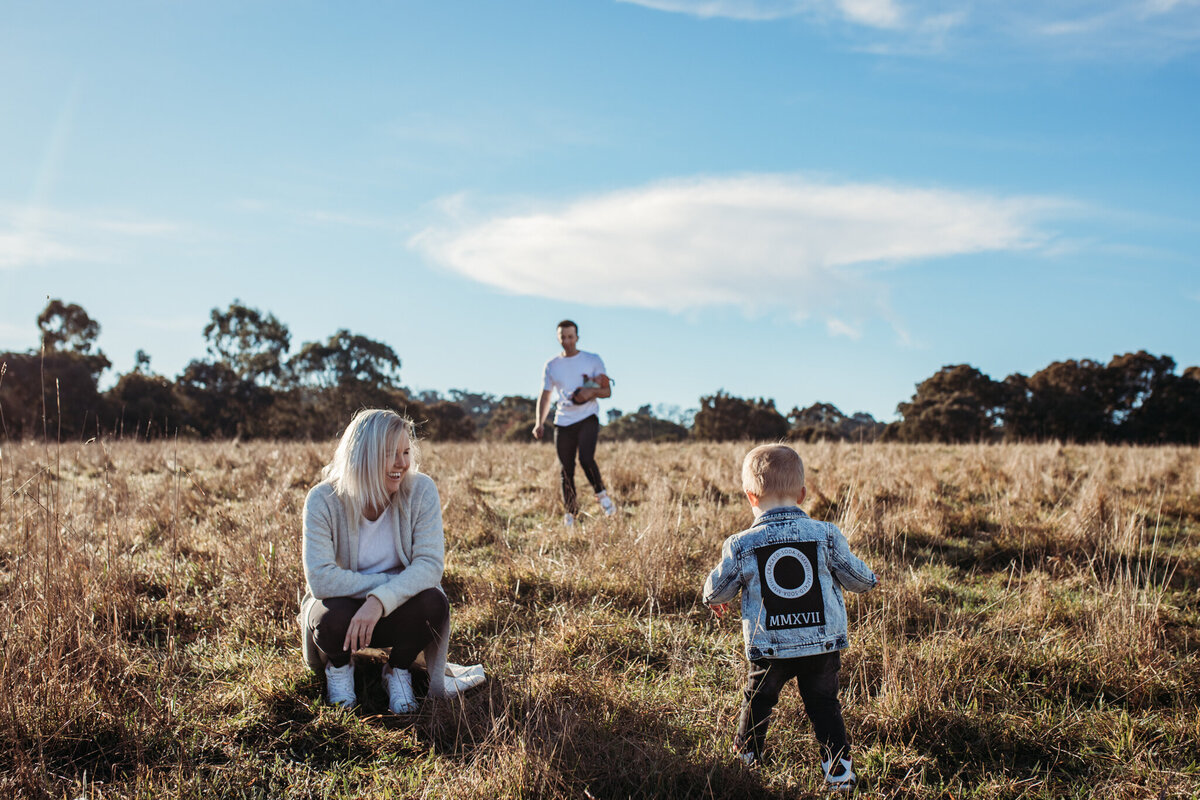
[862,707,1096,788]
[244,665,811,799]
[881,524,1198,590]
[413,676,815,800]
[236,664,427,770]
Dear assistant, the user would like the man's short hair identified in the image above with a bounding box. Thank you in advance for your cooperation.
[556,319,578,333]
[742,444,805,499]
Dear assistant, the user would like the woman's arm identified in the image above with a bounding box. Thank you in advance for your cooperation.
[302,486,388,600]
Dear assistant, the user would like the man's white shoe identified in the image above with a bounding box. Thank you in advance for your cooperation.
[563,512,575,528]
[598,493,616,516]
[325,661,356,708]
[383,665,419,714]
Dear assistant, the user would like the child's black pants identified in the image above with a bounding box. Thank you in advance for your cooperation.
[736,650,849,763]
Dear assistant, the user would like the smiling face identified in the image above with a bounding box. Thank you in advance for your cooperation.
[557,323,579,356]
[383,427,412,497]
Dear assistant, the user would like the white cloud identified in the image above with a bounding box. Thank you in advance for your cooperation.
[411,174,1064,332]
[0,230,83,269]
[125,315,206,333]
[617,0,902,27]
[0,321,34,341]
[0,206,181,270]
[618,0,1200,59]
[826,317,863,339]
[836,0,903,28]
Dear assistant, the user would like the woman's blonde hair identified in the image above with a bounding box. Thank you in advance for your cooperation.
[322,409,420,521]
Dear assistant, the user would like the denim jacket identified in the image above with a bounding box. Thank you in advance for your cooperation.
[703,506,877,661]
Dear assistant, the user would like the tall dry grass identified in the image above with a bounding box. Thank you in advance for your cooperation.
[1,438,1197,798]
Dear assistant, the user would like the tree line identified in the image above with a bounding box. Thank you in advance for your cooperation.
[2,299,1197,444]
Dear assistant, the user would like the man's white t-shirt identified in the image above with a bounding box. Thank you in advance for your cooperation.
[542,351,607,427]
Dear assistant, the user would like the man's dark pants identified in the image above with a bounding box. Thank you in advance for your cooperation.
[554,414,605,515]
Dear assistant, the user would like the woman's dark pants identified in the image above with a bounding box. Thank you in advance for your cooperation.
[554,414,605,515]
[308,587,448,669]
[735,650,849,763]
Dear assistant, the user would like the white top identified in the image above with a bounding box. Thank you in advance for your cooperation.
[542,350,607,426]
[357,506,402,575]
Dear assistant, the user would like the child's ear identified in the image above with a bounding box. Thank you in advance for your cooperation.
[798,486,807,505]
[745,489,760,507]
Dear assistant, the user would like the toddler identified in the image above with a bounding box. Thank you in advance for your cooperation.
[703,444,878,790]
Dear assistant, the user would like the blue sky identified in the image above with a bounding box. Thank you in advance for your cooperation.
[2,1,1198,422]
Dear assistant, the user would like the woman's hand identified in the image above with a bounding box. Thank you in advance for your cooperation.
[343,596,384,653]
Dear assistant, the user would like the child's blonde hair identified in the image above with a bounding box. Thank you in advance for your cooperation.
[322,408,420,522]
[742,443,805,499]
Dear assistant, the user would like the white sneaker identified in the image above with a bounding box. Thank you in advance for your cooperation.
[383,665,419,714]
[822,757,856,791]
[325,661,356,708]
[598,493,615,516]
[563,512,575,528]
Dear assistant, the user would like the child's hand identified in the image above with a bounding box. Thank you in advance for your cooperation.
[709,603,729,619]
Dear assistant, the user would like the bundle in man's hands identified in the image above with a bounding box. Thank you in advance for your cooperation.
[570,373,611,405]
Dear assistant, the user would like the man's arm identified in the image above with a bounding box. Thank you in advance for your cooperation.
[593,357,612,399]
[573,373,612,403]
[532,389,553,439]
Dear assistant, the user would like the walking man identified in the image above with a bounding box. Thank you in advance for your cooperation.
[533,320,616,526]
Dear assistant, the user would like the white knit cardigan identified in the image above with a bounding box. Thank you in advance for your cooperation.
[299,472,450,698]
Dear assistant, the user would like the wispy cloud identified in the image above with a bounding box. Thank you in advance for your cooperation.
[618,0,1200,59]
[826,317,864,340]
[411,174,1067,334]
[125,315,206,333]
[0,229,84,269]
[0,206,183,270]
[0,321,34,342]
[618,0,902,27]
[230,197,410,233]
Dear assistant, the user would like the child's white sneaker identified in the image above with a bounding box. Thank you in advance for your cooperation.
[563,512,575,528]
[822,757,856,791]
[325,661,356,708]
[383,665,419,714]
[598,492,616,516]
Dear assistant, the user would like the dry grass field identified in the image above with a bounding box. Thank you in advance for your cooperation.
[1,438,1198,799]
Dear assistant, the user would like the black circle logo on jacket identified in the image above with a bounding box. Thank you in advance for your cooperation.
[755,541,825,630]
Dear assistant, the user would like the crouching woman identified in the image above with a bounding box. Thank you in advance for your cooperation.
[300,408,450,712]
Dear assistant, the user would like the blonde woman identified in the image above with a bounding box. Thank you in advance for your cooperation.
[300,409,450,711]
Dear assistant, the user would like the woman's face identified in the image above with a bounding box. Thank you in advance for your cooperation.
[383,428,412,497]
